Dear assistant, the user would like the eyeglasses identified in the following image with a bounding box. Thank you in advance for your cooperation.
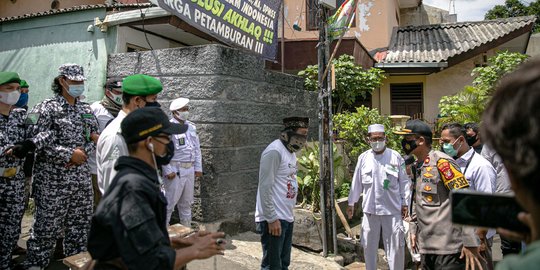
[153,135,171,145]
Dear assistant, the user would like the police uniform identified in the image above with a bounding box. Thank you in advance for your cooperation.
[162,98,202,226]
[96,74,163,195]
[413,150,479,267]
[88,107,188,270]
[0,72,26,270]
[23,65,99,269]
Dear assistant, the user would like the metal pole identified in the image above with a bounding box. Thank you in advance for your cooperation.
[281,0,285,73]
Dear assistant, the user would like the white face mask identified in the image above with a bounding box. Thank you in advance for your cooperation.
[0,90,21,105]
[109,92,123,105]
[175,111,189,121]
[370,140,386,152]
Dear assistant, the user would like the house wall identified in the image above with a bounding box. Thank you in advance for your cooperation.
[0,8,117,108]
[283,0,399,51]
[374,74,426,116]
[107,44,318,229]
[115,26,182,53]
[526,33,540,57]
[0,0,104,18]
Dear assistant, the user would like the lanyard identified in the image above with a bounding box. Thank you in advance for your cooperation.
[462,151,475,175]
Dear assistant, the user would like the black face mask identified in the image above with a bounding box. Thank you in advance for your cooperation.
[155,141,174,166]
[401,139,417,155]
[280,130,307,153]
[465,135,478,146]
[145,101,161,108]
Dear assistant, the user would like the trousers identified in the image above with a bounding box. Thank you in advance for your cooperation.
[0,179,25,270]
[256,220,294,270]
[361,213,405,270]
[163,165,194,225]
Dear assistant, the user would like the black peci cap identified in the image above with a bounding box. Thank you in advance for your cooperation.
[283,117,310,129]
[393,119,433,138]
[121,107,188,144]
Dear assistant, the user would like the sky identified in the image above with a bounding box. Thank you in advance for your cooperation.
[422,0,507,22]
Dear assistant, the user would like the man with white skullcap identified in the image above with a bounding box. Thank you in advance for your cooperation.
[347,124,411,270]
[162,97,202,226]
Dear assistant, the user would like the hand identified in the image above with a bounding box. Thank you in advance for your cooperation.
[195,171,203,177]
[268,220,281,236]
[401,205,408,219]
[346,206,354,219]
[497,212,532,244]
[166,172,176,180]
[90,133,99,143]
[6,140,36,159]
[70,148,88,165]
[476,228,488,252]
[171,231,212,249]
[410,233,417,252]
[188,231,226,259]
[460,246,485,270]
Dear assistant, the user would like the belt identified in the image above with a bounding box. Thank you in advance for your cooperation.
[171,161,194,169]
[0,166,20,178]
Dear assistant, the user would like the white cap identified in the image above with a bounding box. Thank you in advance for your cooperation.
[170,98,189,111]
[368,124,385,134]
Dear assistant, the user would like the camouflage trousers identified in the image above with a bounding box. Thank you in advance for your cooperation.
[24,171,93,268]
[0,178,25,270]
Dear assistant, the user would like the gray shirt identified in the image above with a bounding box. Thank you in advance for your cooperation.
[481,144,513,194]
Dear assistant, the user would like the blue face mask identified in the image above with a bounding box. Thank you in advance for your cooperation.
[442,137,462,157]
[14,92,28,107]
[68,84,85,98]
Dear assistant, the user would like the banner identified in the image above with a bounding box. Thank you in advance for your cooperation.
[158,0,282,60]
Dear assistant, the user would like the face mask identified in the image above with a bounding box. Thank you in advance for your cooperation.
[370,140,385,152]
[442,137,462,157]
[465,135,478,146]
[281,131,307,153]
[175,111,189,121]
[0,90,21,105]
[155,141,174,166]
[67,84,85,98]
[145,101,161,108]
[14,92,28,107]
[109,92,123,106]
[401,139,417,155]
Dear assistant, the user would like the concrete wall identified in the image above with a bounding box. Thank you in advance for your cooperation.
[0,8,116,107]
[527,33,540,57]
[399,4,451,26]
[107,44,318,227]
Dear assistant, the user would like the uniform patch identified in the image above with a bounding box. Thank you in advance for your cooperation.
[426,166,433,172]
[424,157,430,164]
[425,195,433,202]
[423,185,432,191]
[423,172,434,178]
[437,158,469,190]
[81,113,94,119]
[25,113,40,125]
[383,179,390,190]
[422,178,431,183]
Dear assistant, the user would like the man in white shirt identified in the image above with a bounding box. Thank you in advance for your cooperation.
[96,74,162,195]
[255,117,309,270]
[347,124,410,270]
[440,122,497,269]
[162,98,202,226]
[89,79,122,205]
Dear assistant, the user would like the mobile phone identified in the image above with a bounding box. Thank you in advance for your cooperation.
[451,190,530,232]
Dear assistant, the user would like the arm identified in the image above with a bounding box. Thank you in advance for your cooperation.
[347,157,363,219]
[398,156,411,208]
[258,150,281,223]
[82,110,99,159]
[96,134,125,193]
[474,162,497,194]
[192,128,202,173]
[170,231,226,269]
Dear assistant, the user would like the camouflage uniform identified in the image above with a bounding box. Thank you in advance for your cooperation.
[23,94,98,268]
[0,108,27,270]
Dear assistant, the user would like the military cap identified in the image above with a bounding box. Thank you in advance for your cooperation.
[58,63,86,81]
[121,107,188,144]
[0,72,21,86]
[20,80,29,88]
[393,119,433,138]
[283,117,310,129]
[122,74,162,96]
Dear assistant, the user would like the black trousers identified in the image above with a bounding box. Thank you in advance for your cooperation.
[421,253,465,270]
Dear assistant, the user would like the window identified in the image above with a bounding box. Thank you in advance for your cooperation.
[390,83,423,119]
[306,0,356,30]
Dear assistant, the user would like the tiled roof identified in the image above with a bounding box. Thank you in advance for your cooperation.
[0,3,155,22]
[380,16,536,64]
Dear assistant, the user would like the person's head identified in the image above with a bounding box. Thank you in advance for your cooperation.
[463,122,481,147]
[121,74,162,111]
[169,97,190,122]
[482,58,540,210]
[394,119,433,157]
[367,124,386,154]
[440,122,469,158]
[122,107,188,168]
[280,117,310,153]
[14,79,29,108]
[104,79,123,106]
[0,72,21,107]
[53,63,86,98]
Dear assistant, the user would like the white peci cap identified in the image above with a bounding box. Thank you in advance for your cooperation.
[170,97,189,111]
[368,124,385,134]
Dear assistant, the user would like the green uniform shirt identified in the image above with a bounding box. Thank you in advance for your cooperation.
[496,240,540,270]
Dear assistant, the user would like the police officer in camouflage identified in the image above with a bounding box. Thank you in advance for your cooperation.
[395,119,483,270]
[0,72,26,270]
[14,64,99,269]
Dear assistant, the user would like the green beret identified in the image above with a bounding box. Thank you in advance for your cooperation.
[122,74,162,95]
[20,80,29,88]
[0,72,21,86]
